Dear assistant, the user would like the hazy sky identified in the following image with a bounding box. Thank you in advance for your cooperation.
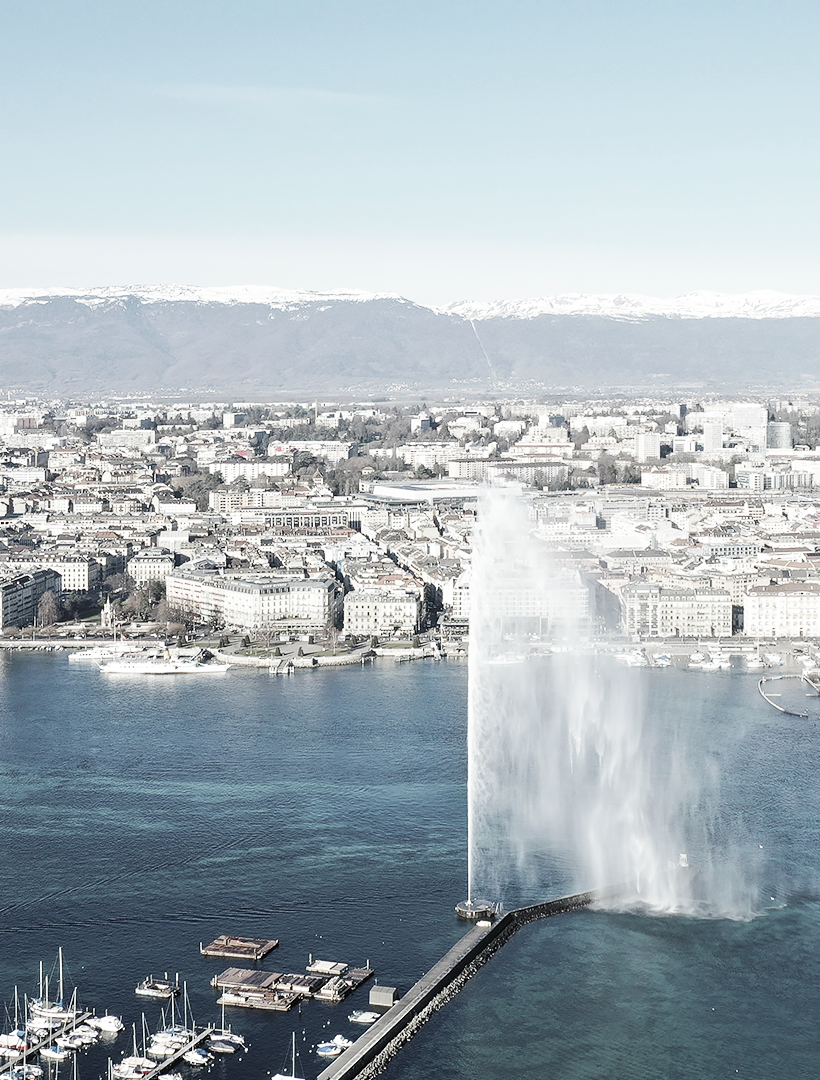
[2,0,819,304]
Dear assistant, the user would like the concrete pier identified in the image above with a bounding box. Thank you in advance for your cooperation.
[317,884,626,1080]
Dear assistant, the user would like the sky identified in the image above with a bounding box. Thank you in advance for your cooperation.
[1,0,819,305]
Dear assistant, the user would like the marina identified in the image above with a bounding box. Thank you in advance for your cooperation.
[0,1011,94,1076]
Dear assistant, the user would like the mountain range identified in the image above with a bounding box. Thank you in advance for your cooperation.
[1,285,819,397]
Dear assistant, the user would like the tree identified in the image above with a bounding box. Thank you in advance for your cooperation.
[37,591,60,627]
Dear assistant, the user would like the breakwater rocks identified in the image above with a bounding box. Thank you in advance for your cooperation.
[318,885,627,1080]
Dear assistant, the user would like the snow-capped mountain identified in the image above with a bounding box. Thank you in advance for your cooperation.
[0,285,819,394]
[444,290,820,322]
[0,284,401,310]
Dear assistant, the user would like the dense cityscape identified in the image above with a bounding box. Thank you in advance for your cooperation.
[0,393,819,655]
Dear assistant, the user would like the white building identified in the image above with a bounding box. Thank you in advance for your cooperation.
[635,432,661,462]
[97,429,157,450]
[690,464,729,490]
[701,421,724,453]
[127,548,176,587]
[743,582,820,638]
[640,467,689,490]
[166,569,342,630]
[0,552,101,594]
[343,590,421,636]
[622,583,732,638]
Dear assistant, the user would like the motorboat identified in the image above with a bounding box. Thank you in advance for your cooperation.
[88,1015,124,1033]
[347,1010,380,1025]
[653,654,672,667]
[72,1024,99,1044]
[8,1067,43,1080]
[54,1035,84,1050]
[39,1045,74,1061]
[146,1040,176,1059]
[134,974,179,999]
[206,1038,237,1054]
[316,1035,353,1057]
[101,655,227,675]
[111,1056,153,1079]
[181,1048,213,1066]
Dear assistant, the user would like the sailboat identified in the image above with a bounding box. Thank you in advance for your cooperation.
[272,1032,304,1080]
[208,999,247,1052]
[29,951,78,1023]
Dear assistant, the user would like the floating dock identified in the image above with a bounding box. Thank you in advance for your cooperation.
[212,960,374,1010]
[200,935,279,960]
[758,675,810,718]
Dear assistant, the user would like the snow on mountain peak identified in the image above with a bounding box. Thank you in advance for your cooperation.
[443,290,820,321]
[0,284,402,310]
[2,285,820,321]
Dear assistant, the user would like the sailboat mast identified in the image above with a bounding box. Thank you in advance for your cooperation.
[58,947,64,1004]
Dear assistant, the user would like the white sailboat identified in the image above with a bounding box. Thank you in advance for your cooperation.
[29,951,78,1023]
[272,1032,304,1080]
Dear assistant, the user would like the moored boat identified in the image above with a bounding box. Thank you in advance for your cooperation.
[101,655,227,675]
[347,1010,380,1024]
[134,974,179,999]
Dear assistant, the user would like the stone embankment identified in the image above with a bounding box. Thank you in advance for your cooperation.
[317,884,628,1080]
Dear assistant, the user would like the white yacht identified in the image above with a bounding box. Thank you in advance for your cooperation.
[101,656,228,675]
[69,643,142,663]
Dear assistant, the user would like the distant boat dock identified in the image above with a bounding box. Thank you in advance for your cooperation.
[212,958,374,1011]
[200,934,279,960]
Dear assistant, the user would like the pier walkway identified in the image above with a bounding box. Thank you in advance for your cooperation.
[0,1011,93,1075]
[140,1026,214,1080]
[317,885,625,1080]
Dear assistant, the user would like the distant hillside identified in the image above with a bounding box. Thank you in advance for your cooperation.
[1,286,819,395]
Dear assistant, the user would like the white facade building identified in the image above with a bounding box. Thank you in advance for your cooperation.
[743,582,820,638]
[166,569,342,630]
[622,583,732,638]
[343,590,421,636]
[127,548,176,586]
[0,553,101,594]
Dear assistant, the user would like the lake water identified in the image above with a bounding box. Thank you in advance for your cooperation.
[0,655,818,1079]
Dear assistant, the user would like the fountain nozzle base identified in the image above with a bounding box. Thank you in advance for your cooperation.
[455,899,496,920]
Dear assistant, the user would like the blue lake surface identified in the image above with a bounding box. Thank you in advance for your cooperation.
[0,655,818,1079]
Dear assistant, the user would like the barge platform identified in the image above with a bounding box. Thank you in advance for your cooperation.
[200,935,279,960]
[212,960,374,1010]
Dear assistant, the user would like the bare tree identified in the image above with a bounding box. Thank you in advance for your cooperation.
[37,591,60,627]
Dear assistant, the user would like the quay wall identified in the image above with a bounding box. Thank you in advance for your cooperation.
[317,885,625,1080]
